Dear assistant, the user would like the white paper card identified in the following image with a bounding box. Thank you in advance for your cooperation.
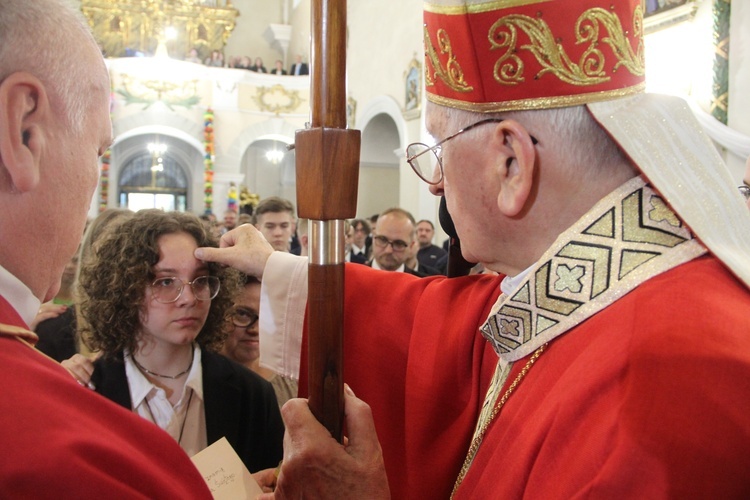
[191,437,263,499]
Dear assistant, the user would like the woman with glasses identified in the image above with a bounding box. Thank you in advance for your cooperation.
[76,209,283,473]
[221,276,298,408]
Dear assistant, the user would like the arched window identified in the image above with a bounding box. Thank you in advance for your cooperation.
[118,152,189,212]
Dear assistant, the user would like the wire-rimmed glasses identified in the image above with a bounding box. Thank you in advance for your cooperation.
[405,118,538,185]
[151,276,220,304]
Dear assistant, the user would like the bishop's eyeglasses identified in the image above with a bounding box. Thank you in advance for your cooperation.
[406,118,538,185]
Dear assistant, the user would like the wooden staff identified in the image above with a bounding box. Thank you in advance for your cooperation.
[295,0,360,442]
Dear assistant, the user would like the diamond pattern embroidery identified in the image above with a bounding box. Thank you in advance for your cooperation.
[481,179,705,361]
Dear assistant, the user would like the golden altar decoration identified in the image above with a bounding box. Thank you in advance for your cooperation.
[81,0,240,60]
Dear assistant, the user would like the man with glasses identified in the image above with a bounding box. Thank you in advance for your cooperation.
[370,208,423,275]
[197,0,750,497]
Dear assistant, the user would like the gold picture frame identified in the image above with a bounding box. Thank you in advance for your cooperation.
[403,55,422,120]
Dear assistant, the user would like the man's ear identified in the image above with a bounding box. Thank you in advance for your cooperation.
[493,119,537,217]
[0,72,48,193]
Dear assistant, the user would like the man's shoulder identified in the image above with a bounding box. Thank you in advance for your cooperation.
[421,244,447,255]
[0,338,211,497]
[601,255,750,343]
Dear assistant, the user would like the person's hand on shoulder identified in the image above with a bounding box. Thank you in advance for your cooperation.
[30,302,67,331]
[61,353,97,390]
[195,224,275,279]
[256,384,390,499]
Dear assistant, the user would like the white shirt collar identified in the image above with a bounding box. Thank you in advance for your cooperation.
[0,263,42,326]
[124,345,204,408]
[371,259,406,273]
[500,264,534,296]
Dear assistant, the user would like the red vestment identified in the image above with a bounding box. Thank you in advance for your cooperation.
[0,296,212,498]
[299,256,750,499]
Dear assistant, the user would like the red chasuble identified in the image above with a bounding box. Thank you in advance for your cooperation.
[300,256,750,499]
[458,256,750,498]
[0,296,212,498]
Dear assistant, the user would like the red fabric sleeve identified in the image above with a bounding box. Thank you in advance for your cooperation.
[0,336,212,498]
[299,265,503,499]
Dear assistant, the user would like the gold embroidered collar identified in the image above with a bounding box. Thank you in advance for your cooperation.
[481,177,706,362]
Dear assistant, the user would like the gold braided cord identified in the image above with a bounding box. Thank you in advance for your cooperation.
[451,342,548,498]
[426,82,645,113]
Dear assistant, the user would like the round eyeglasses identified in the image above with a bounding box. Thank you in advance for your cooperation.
[229,307,260,329]
[151,276,220,304]
[406,118,539,185]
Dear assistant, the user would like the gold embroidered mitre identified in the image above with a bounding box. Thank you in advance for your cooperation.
[423,0,645,112]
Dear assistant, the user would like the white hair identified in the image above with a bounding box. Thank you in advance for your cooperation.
[442,103,633,180]
[0,0,98,134]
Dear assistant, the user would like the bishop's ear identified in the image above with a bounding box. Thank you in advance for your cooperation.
[493,119,538,217]
[0,72,48,193]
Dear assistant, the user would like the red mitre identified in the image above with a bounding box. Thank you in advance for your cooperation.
[424,0,646,112]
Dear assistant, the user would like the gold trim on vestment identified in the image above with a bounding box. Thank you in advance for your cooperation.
[481,177,706,363]
[0,323,38,345]
[426,82,645,112]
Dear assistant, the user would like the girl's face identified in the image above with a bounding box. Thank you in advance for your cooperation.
[139,232,212,351]
[222,281,261,365]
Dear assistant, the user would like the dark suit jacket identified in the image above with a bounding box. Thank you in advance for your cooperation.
[366,261,427,277]
[349,249,368,265]
[91,349,284,472]
[417,244,448,274]
[290,62,309,75]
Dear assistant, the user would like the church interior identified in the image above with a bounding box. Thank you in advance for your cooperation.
[76,0,749,242]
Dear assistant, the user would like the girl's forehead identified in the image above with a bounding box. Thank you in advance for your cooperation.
[153,236,207,273]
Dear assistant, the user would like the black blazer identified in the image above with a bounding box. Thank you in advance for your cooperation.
[35,307,77,362]
[91,349,284,472]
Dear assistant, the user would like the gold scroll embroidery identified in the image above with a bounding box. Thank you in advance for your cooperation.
[488,6,645,87]
[424,27,474,93]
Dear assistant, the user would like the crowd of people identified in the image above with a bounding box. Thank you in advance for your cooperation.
[187,47,309,75]
[3,0,750,497]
